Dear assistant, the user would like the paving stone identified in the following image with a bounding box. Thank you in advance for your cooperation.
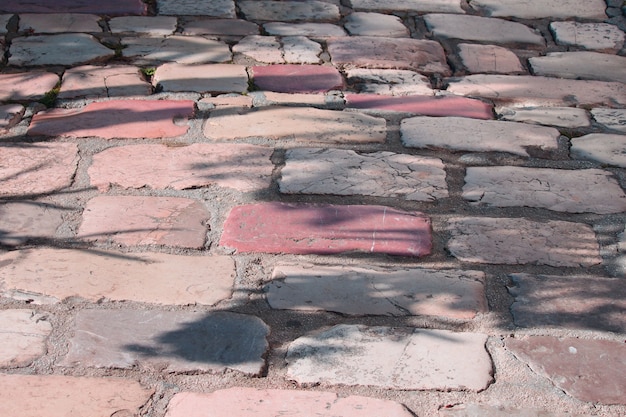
[328,36,451,75]
[182,18,259,36]
[221,202,431,256]
[18,13,101,33]
[89,143,273,192]
[0,142,78,195]
[458,44,524,74]
[508,273,626,333]
[463,167,626,214]
[592,108,626,133]
[550,21,625,52]
[109,16,177,35]
[401,116,559,156]
[0,374,153,417]
[0,104,23,133]
[0,71,60,102]
[0,310,51,367]
[424,14,544,46]
[200,94,253,110]
[470,0,607,20]
[280,148,448,201]
[239,0,340,22]
[165,388,415,417]
[268,264,486,319]
[61,309,269,375]
[153,63,248,93]
[58,65,152,99]
[446,75,626,108]
[287,325,492,390]
[346,68,432,96]
[348,0,465,13]
[205,107,386,143]
[282,36,323,64]
[28,99,194,139]
[505,336,626,404]
[529,52,626,84]
[446,217,601,267]
[122,36,231,64]
[0,0,147,15]
[78,195,208,248]
[497,106,590,128]
[0,15,10,33]
[263,22,346,37]
[251,65,343,93]
[9,33,114,66]
[570,133,626,168]
[439,404,584,417]
[0,201,65,246]
[157,0,236,18]
[344,12,409,37]
[233,35,283,63]
[250,91,340,108]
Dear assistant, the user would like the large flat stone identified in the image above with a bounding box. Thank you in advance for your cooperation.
[0,104,23,133]
[18,13,101,33]
[263,22,346,37]
[153,63,248,93]
[470,0,607,20]
[345,12,409,37]
[59,65,152,99]
[157,0,235,17]
[0,0,147,15]
[440,404,585,417]
[182,18,259,36]
[234,35,322,64]
[61,309,269,375]
[348,0,464,13]
[401,116,559,156]
[550,21,626,52]
[530,52,626,84]
[446,217,601,267]
[239,0,340,21]
[122,36,231,64]
[279,148,448,201]
[251,65,343,93]
[458,44,524,74]
[497,106,590,128]
[346,68,433,96]
[0,71,59,101]
[109,16,177,35]
[9,34,114,66]
[592,108,626,133]
[0,310,51,367]
[570,133,626,168]
[220,202,432,257]
[287,325,492,390]
[0,202,65,246]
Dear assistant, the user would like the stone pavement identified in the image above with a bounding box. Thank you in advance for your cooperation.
[0,0,625,416]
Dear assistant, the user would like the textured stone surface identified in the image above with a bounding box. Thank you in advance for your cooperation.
[0,310,51,367]
[470,0,607,20]
[58,65,152,99]
[182,18,259,36]
[239,0,340,21]
[529,52,626,84]
[157,0,235,17]
[109,16,177,35]
[220,203,432,256]
[250,91,335,108]
[153,63,248,93]
[592,108,626,133]
[349,0,464,13]
[263,22,346,37]
[0,202,65,246]
[0,104,23,132]
[0,0,147,15]
[506,336,626,404]
[497,106,590,128]
[0,72,59,101]
[18,13,101,33]
[280,148,448,201]
[234,35,322,64]
[62,309,269,375]
[458,44,524,74]
[0,15,10,33]
[9,34,114,66]
[252,65,343,93]
[570,133,626,168]
[439,404,585,417]
[346,68,433,95]
[447,217,601,267]
[344,12,409,37]
[550,21,625,51]
[287,325,492,390]
[122,36,231,64]
[283,36,323,64]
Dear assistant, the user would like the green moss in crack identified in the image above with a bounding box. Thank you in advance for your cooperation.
[39,86,61,108]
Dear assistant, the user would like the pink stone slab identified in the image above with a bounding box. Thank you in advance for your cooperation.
[27,100,194,139]
[220,202,431,256]
[0,71,59,102]
[251,64,343,93]
[0,310,51,367]
[0,104,24,133]
[0,0,147,16]
[0,202,65,246]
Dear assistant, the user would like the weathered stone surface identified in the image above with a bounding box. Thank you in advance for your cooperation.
[0,375,153,417]
[550,21,625,51]
[234,35,322,64]
[59,65,152,99]
[570,133,626,168]
[165,388,415,417]
[529,52,626,84]
[592,108,626,133]
[287,325,492,390]
[89,143,273,192]
[463,167,626,214]
[328,36,450,75]
[28,99,194,139]
[220,203,431,256]
[0,15,10,33]
[9,34,114,66]
[268,264,486,319]
[470,0,607,20]
[263,22,346,37]
[346,68,433,95]
[401,116,559,156]
[19,13,101,33]
[0,310,51,367]
[497,106,590,128]
[280,148,448,201]
[157,0,235,17]
[349,0,464,13]
[345,12,409,37]
[239,0,340,21]
[109,16,177,35]
[0,0,147,15]
[446,217,601,267]
[249,91,341,108]
[506,336,626,404]
[0,104,23,133]
[182,18,259,36]
[0,71,59,101]
[0,202,65,246]
[508,273,626,333]
[122,36,231,64]
[282,36,322,64]
[61,309,269,375]
[0,142,78,195]
[78,196,208,248]
[458,44,524,74]
[439,404,585,417]
[0,248,235,305]
[252,65,343,93]
[153,63,248,93]
[205,107,386,143]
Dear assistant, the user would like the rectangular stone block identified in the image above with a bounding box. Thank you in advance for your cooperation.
[18,13,102,33]
[497,106,590,128]
[470,0,607,19]
[349,0,465,13]
[0,0,147,15]
[529,52,626,84]
[238,1,340,21]
[153,63,248,93]
[59,65,152,99]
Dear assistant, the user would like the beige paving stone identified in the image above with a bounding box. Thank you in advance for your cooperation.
[122,35,231,64]
[344,12,409,37]
[570,133,626,168]
[458,44,524,74]
[440,404,585,417]
[0,15,10,34]
[182,18,259,36]
[346,68,433,95]
[0,248,235,305]
[200,94,253,110]
[463,167,626,214]
[529,52,626,84]
[0,201,65,246]
[497,106,590,128]
[349,0,465,13]
[109,16,177,35]
[233,35,283,63]
[0,103,23,133]
[283,36,322,64]
[157,0,236,17]
[263,22,346,37]
[239,0,340,21]
[9,33,114,66]
[401,116,559,156]
[153,63,248,93]
[470,0,607,20]
[0,71,60,101]
[550,21,625,52]
[287,325,492,390]
[592,108,626,133]
[58,65,152,99]
[205,107,386,143]
[250,91,334,108]
[446,217,602,267]
[0,310,51,367]
[18,13,101,33]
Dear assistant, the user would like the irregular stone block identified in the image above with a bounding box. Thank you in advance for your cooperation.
[157,0,235,17]
[591,108,626,133]
[550,21,625,51]
[0,104,24,133]
[263,22,346,37]
[344,12,409,37]
[529,52,626,84]
[251,65,343,93]
[109,16,177,35]
[18,13,101,33]
[346,68,433,96]
[282,36,322,64]
[234,35,322,64]
[440,404,585,417]
[249,91,340,108]
[122,36,231,64]
[59,65,152,99]
[0,15,10,33]
[0,202,65,246]
[497,106,590,128]
[153,63,248,93]
[0,0,147,15]
[0,71,58,101]
[458,44,524,74]
[182,18,259,36]
[239,0,340,21]
[570,133,626,168]
[9,34,114,66]
[348,0,465,13]
[0,310,51,367]
[470,0,607,20]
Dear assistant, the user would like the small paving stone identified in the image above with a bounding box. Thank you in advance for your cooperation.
[0,202,65,246]
[497,106,590,128]
[251,65,343,93]
[344,12,409,37]
[205,107,386,143]
[153,63,248,93]
[109,16,177,35]
[592,108,626,133]
[282,36,323,64]
[234,35,322,64]
[279,148,448,201]
[401,116,559,156]
[470,0,607,20]
[239,0,340,22]
[200,94,253,110]
[346,68,432,96]
[18,13,101,33]
[570,133,626,168]
[463,167,626,214]
[508,273,626,333]
[0,0,147,15]
[505,336,626,404]
[0,310,51,367]
[58,65,152,99]
[28,99,194,139]
[287,325,492,390]
[0,71,59,101]
[349,0,465,13]
[122,36,231,64]
[157,0,235,18]
[0,375,153,417]
[263,22,346,37]
[78,196,208,248]
[439,404,584,417]
[268,264,486,319]
[250,91,341,108]
[89,143,273,192]
[424,14,544,46]
[550,21,625,51]
[165,388,415,417]
[328,36,450,75]
[0,142,78,195]
[0,103,23,133]
[182,18,259,36]
[446,217,601,267]
[529,52,626,84]
[458,44,524,74]
[9,34,114,66]
[61,309,269,375]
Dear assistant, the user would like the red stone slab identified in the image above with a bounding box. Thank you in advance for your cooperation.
[0,71,59,102]
[220,202,431,256]
[0,0,147,16]
[251,65,343,93]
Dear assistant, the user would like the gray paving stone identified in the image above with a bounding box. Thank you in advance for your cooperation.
[250,91,337,108]
[9,34,114,66]
[282,35,322,64]
[0,15,10,34]
[59,65,152,99]
[287,325,492,390]
[0,201,65,246]
[268,264,486,319]
[497,106,590,128]
[239,0,340,22]
[592,108,626,133]
[0,310,52,367]
[61,309,269,375]
[458,44,524,74]
[263,22,346,37]
[0,103,23,133]
[463,167,626,214]
[0,71,60,102]
[447,217,601,267]
[344,12,409,38]
[280,148,447,201]
[157,0,235,17]
[570,133,626,168]
[470,0,607,20]
[529,52,626,84]
[153,63,248,93]
[439,404,585,417]
[550,21,625,51]
[348,0,464,13]
[182,18,259,36]
[122,36,231,64]
[233,35,322,64]
[109,16,177,35]
[346,68,433,95]
[401,116,559,157]
[18,13,101,33]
